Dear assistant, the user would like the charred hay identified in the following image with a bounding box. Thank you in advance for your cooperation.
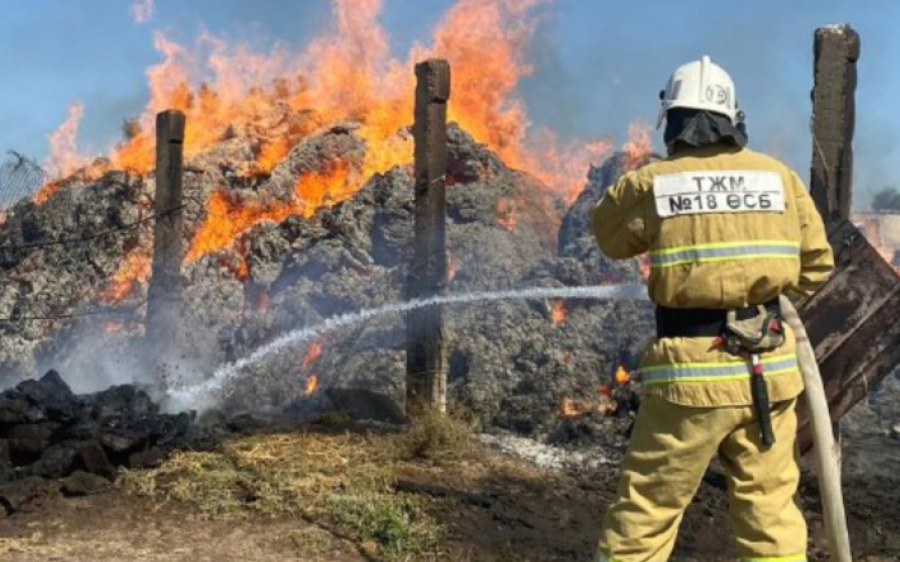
[0,370,202,515]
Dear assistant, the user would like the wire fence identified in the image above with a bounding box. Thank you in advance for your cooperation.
[0,159,190,325]
[0,151,45,210]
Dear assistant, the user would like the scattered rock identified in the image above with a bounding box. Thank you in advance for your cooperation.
[74,440,117,481]
[98,427,147,454]
[0,475,45,514]
[127,448,166,469]
[23,442,77,479]
[61,471,110,497]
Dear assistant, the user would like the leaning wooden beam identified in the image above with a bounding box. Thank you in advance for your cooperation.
[796,220,900,453]
[406,59,451,415]
[146,110,186,378]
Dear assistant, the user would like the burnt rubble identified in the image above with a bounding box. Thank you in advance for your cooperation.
[0,370,196,515]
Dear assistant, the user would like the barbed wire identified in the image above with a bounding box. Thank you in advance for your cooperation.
[0,298,148,324]
[0,202,189,252]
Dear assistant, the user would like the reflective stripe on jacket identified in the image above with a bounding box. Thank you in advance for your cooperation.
[592,145,834,407]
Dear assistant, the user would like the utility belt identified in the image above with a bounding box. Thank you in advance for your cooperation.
[655,298,780,339]
[654,297,784,448]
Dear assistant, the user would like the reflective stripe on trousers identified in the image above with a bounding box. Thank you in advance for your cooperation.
[649,240,800,268]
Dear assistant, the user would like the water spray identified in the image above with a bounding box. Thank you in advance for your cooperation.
[166,284,648,410]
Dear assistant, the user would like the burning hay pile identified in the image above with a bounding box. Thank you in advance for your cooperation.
[0,116,653,445]
[0,0,658,451]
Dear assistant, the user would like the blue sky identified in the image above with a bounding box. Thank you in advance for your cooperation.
[0,0,897,207]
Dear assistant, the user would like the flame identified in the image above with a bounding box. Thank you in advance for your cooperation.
[637,254,651,281]
[301,341,324,370]
[305,374,320,395]
[131,0,154,24]
[447,251,458,282]
[496,198,519,231]
[57,0,647,300]
[103,320,142,336]
[559,396,615,418]
[44,103,87,181]
[559,397,580,418]
[614,365,631,386]
[61,0,613,204]
[550,300,566,325]
[622,121,653,171]
[100,244,152,303]
[186,162,353,262]
[33,180,64,206]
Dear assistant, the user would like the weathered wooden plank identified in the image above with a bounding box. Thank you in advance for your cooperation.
[796,218,900,453]
[800,220,899,360]
[406,59,451,414]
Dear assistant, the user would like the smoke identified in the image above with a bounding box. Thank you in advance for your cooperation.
[131,0,155,24]
[165,284,649,413]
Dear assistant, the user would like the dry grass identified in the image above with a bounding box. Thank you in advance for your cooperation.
[392,407,477,462]
[119,411,480,561]
[0,534,44,557]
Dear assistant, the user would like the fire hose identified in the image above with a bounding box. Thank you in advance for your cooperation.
[778,295,853,562]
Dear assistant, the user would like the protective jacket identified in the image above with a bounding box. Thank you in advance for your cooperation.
[592,145,834,407]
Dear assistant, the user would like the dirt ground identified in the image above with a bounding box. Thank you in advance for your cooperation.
[1,427,899,562]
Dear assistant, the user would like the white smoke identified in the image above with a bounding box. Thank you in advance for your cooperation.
[165,284,649,412]
[131,0,155,24]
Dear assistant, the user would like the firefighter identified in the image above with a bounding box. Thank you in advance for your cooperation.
[592,55,834,562]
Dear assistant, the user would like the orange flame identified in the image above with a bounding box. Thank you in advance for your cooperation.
[550,300,566,325]
[447,251,458,282]
[637,254,651,281]
[305,374,320,395]
[44,103,87,181]
[301,341,324,370]
[614,365,631,386]
[103,320,142,336]
[559,396,615,418]
[33,180,64,206]
[56,0,646,301]
[185,162,353,262]
[622,121,653,171]
[496,198,519,231]
[100,244,152,303]
[559,397,580,418]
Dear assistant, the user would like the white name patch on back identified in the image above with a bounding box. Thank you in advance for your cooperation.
[653,170,786,218]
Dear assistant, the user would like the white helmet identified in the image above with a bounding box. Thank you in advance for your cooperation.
[657,55,738,129]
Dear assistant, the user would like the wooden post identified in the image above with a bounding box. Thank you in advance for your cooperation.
[810,24,860,223]
[406,59,451,415]
[146,110,185,377]
[807,24,859,467]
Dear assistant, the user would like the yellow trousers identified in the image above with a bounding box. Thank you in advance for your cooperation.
[596,396,807,562]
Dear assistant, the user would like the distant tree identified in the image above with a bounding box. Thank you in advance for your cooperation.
[872,187,900,212]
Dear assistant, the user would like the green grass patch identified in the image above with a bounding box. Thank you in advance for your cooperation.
[119,414,480,561]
